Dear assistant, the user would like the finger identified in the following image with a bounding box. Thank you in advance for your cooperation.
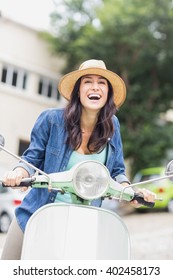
[2,170,23,187]
[15,170,24,185]
[2,171,16,187]
[130,200,141,208]
[20,187,28,192]
[137,188,157,202]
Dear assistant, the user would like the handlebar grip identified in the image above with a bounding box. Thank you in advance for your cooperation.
[2,177,35,188]
[132,193,155,208]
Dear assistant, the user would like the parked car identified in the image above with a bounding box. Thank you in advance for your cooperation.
[0,183,30,233]
[132,167,173,212]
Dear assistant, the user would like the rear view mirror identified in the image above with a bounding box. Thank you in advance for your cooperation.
[0,134,5,150]
[165,160,173,181]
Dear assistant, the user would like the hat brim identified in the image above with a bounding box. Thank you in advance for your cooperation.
[58,67,126,108]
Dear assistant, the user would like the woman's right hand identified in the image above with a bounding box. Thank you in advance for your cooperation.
[2,167,29,191]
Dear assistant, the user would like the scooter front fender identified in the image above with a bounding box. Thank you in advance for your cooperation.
[21,204,130,260]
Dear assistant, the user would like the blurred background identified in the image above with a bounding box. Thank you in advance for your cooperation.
[0,0,173,259]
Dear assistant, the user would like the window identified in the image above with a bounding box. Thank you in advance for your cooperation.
[38,77,60,101]
[1,64,28,89]
[0,183,8,194]
[18,139,30,156]
[1,67,7,83]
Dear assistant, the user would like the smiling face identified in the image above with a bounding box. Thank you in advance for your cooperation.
[79,75,109,112]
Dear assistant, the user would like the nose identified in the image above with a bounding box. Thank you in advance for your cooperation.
[91,82,99,91]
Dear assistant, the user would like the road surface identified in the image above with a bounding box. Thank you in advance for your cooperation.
[123,211,173,259]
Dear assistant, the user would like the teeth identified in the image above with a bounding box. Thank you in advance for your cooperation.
[88,94,101,100]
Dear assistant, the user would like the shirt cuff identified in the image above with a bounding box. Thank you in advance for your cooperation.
[115,174,131,184]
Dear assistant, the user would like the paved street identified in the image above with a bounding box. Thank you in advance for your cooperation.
[123,211,173,259]
[0,233,6,259]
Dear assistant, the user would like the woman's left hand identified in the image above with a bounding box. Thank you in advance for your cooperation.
[130,188,157,208]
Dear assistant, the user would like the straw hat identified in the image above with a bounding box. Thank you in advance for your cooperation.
[58,59,126,108]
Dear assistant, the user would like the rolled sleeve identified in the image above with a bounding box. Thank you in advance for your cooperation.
[115,174,131,184]
[14,162,35,177]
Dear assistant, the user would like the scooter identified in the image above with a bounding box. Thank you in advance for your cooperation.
[0,134,169,260]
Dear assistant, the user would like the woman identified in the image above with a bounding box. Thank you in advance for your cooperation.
[1,59,155,259]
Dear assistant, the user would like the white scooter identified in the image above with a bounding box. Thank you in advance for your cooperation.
[0,134,167,260]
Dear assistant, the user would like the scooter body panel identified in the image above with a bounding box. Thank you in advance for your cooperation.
[21,204,130,260]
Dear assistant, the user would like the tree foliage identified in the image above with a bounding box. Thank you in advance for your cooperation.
[43,0,173,177]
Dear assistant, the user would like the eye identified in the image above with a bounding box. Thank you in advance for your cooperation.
[84,79,92,83]
[99,80,107,85]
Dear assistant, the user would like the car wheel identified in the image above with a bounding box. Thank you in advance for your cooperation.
[167,199,173,213]
[0,213,11,233]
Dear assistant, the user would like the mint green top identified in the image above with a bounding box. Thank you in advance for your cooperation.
[66,148,107,170]
[55,147,107,204]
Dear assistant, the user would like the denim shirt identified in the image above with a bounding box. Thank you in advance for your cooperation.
[15,108,129,232]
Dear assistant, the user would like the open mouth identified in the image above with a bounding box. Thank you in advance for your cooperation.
[88,94,101,100]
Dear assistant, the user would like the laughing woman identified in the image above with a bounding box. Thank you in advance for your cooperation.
[1,59,156,259]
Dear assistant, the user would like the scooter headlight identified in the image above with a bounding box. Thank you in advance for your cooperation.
[73,161,110,200]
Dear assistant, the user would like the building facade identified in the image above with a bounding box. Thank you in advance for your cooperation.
[0,16,66,171]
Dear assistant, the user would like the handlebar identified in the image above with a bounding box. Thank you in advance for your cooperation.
[0,140,161,209]
[2,178,155,208]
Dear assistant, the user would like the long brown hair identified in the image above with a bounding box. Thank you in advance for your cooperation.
[64,77,117,153]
